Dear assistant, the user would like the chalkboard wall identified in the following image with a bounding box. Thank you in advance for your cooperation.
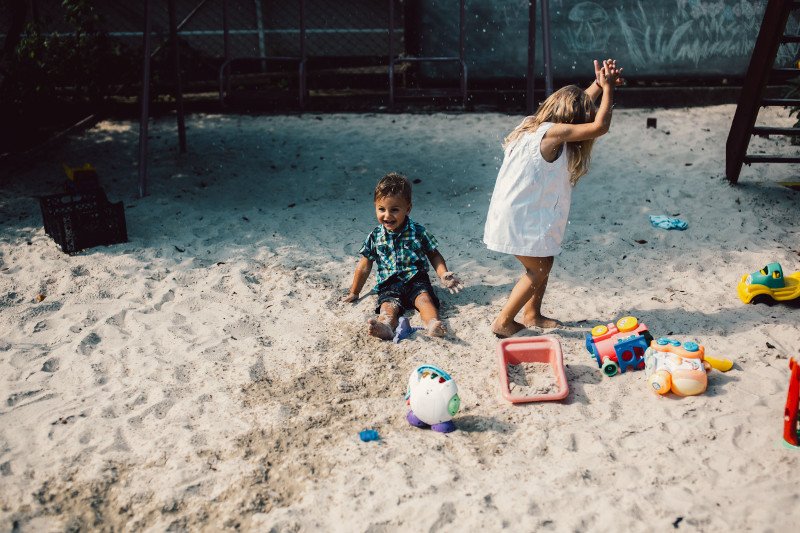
[415,0,799,81]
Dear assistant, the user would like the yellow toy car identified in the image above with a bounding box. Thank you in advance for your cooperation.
[737,262,800,304]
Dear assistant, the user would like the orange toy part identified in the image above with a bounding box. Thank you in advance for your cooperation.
[645,339,709,397]
[784,358,800,448]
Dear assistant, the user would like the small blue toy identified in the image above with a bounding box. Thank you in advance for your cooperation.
[393,316,423,344]
[359,429,380,442]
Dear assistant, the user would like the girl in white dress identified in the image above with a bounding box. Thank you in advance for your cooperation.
[484,59,624,338]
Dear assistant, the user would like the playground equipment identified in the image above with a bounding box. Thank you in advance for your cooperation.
[585,316,653,376]
[727,0,800,183]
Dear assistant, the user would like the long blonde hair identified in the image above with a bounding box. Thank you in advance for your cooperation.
[503,85,597,185]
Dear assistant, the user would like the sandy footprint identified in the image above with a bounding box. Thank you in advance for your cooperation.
[78,332,101,355]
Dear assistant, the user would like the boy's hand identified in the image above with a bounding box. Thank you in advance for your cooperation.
[342,292,359,303]
[439,272,463,294]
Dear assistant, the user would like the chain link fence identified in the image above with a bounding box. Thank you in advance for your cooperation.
[1,0,406,95]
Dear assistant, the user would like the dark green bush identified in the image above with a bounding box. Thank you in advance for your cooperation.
[7,1,134,105]
[0,0,136,152]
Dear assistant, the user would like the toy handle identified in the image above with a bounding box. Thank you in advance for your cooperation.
[704,355,733,372]
[414,365,452,381]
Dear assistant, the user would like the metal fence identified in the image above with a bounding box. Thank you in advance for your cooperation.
[0,0,405,93]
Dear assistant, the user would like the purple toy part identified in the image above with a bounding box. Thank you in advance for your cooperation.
[393,316,424,344]
[431,420,456,433]
[406,410,428,428]
[407,411,456,433]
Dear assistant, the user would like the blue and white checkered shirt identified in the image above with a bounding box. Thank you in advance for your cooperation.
[359,217,439,288]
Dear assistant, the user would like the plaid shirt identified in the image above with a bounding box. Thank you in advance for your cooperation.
[359,217,439,288]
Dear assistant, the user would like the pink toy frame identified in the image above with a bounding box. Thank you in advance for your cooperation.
[497,336,569,404]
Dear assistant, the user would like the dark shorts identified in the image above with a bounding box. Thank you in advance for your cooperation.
[375,271,440,314]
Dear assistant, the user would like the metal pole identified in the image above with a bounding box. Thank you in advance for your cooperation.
[151,0,211,59]
[299,0,306,108]
[541,0,553,96]
[30,0,39,25]
[526,0,536,114]
[459,0,466,107]
[222,0,230,61]
[138,0,153,198]
[388,0,395,109]
[222,0,230,98]
[168,0,186,154]
[254,0,266,71]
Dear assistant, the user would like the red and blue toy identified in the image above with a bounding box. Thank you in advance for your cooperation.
[585,316,653,376]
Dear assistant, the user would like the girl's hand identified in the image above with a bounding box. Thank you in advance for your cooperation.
[439,272,463,294]
[595,58,625,88]
[342,292,359,303]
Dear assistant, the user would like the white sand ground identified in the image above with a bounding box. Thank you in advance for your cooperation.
[0,104,799,531]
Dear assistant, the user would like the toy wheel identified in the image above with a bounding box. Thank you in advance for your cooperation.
[591,325,608,337]
[616,316,638,332]
[751,294,776,306]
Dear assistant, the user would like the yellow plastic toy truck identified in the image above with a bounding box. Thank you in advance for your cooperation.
[737,263,800,304]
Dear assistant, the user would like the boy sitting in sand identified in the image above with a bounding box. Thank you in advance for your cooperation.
[342,172,463,339]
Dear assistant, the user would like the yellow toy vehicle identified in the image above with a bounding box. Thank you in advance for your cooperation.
[737,262,800,304]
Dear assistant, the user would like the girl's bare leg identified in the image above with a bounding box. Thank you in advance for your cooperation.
[520,256,559,328]
[491,255,557,337]
[414,292,446,337]
[368,301,400,340]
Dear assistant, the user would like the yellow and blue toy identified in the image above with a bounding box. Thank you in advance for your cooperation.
[585,316,653,377]
[737,262,800,304]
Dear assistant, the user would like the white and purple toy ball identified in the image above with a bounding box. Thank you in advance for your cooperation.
[406,365,460,433]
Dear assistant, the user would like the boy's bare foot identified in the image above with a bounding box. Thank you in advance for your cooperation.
[425,319,447,337]
[367,318,394,340]
[522,315,561,329]
[491,318,525,338]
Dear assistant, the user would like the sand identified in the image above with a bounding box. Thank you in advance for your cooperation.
[1,104,799,531]
[507,363,560,397]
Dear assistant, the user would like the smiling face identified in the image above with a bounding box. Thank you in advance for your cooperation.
[374,194,411,233]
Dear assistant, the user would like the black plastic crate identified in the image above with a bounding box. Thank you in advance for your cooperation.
[39,190,127,254]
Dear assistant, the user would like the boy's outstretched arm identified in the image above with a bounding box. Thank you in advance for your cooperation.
[426,250,463,294]
[343,256,373,302]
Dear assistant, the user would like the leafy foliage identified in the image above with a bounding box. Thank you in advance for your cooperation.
[1,0,134,113]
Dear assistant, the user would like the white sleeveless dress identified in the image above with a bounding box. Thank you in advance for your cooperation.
[483,122,571,257]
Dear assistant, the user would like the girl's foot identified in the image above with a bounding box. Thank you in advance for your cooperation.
[522,314,561,329]
[491,318,525,338]
[425,319,447,337]
[367,317,394,340]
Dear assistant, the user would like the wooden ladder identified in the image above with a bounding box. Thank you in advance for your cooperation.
[726,0,800,183]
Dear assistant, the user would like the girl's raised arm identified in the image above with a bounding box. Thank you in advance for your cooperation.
[546,60,621,144]
[585,59,624,103]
